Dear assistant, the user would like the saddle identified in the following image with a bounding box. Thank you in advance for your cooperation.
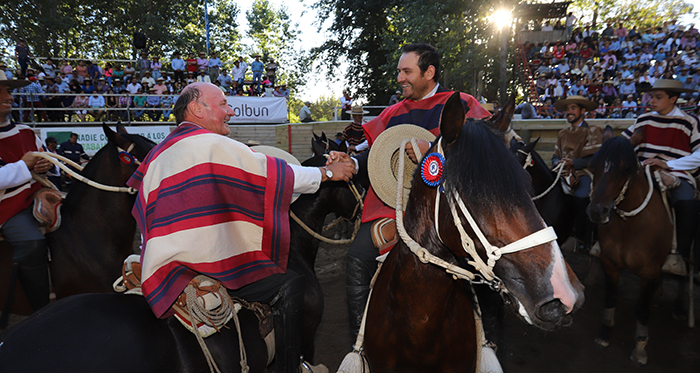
[371,218,397,255]
[33,188,67,234]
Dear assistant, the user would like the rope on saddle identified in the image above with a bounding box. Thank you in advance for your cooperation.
[183,275,248,373]
[289,178,364,245]
[32,151,137,194]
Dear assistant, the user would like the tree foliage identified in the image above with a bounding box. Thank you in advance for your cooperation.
[571,0,695,29]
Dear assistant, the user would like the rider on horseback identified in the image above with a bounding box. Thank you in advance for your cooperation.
[625,79,700,277]
[341,43,490,341]
[552,95,603,253]
[126,82,355,373]
[0,71,53,312]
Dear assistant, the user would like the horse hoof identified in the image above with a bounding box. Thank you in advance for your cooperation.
[594,337,610,347]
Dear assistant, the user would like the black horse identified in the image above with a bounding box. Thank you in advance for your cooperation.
[510,138,575,246]
[0,151,362,372]
[0,124,155,315]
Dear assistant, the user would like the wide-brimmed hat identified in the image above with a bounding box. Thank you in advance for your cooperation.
[480,103,494,112]
[346,105,369,115]
[367,125,436,208]
[553,95,599,112]
[646,79,696,93]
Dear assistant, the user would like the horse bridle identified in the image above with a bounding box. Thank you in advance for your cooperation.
[396,138,558,292]
[517,147,566,201]
[588,164,655,219]
[33,141,143,194]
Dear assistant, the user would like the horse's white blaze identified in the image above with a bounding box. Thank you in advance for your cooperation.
[517,299,533,325]
[549,242,577,313]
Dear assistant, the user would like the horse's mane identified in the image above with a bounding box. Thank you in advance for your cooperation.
[589,136,638,179]
[442,120,533,216]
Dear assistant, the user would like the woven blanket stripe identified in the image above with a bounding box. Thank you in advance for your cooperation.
[129,124,294,318]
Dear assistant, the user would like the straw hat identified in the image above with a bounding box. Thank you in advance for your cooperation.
[367,125,436,208]
[346,105,369,115]
[0,70,30,88]
[554,95,599,112]
[480,103,494,112]
[646,79,696,93]
[250,145,301,202]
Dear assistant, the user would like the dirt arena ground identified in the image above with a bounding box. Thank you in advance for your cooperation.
[313,237,700,372]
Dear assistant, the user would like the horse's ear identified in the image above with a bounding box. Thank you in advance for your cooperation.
[628,127,643,146]
[337,139,347,153]
[115,121,128,135]
[312,131,319,141]
[439,92,466,145]
[103,123,120,144]
[490,97,515,133]
[311,136,325,156]
[530,137,541,149]
[522,137,540,153]
[320,132,327,143]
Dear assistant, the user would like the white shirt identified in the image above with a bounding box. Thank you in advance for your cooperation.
[0,160,32,191]
[231,65,246,81]
[127,82,142,94]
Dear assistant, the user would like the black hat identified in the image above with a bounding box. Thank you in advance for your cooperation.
[45,136,57,144]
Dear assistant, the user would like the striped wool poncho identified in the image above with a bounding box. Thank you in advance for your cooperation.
[127,122,295,318]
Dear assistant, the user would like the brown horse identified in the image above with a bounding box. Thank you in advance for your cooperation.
[586,135,673,365]
[364,93,585,372]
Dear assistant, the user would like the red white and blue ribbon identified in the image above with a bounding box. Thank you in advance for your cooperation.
[119,151,135,165]
[420,152,444,187]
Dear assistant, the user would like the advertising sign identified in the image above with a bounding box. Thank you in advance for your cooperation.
[39,126,172,156]
[226,96,287,123]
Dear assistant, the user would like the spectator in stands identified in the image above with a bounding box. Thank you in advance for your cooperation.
[541,98,555,119]
[186,52,198,75]
[682,76,698,98]
[208,52,222,83]
[280,83,290,99]
[112,78,125,93]
[237,56,248,72]
[516,101,538,119]
[146,87,161,121]
[553,44,566,63]
[340,90,353,120]
[621,94,639,118]
[117,90,131,121]
[171,51,185,83]
[126,77,141,95]
[150,56,162,80]
[132,88,147,120]
[161,91,174,121]
[266,58,278,85]
[565,12,576,38]
[75,60,89,83]
[153,77,168,94]
[105,88,118,121]
[619,76,637,99]
[112,63,123,83]
[608,97,623,118]
[44,76,61,122]
[389,90,402,105]
[55,75,69,93]
[71,93,89,122]
[541,21,553,32]
[20,75,49,122]
[273,85,285,98]
[231,60,245,88]
[137,52,149,78]
[196,69,211,83]
[594,98,608,118]
[602,80,618,104]
[614,23,628,40]
[196,52,208,72]
[103,63,113,85]
[123,62,136,82]
[299,101,312,122]
[217,69,232,92]
[251,54,264,91]
[558,58,571,76]
[88,91,106,121]
[42,58,56,78]
[186,71,196,85]
[142,70,156,88]
[82,78,95,94]
[96,77,110,94]
[569,80,587,96]
[60,60,73,81]
[677,67,691,82]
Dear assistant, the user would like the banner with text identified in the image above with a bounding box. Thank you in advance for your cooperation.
[39,126,172,156]
[226,96,287,123]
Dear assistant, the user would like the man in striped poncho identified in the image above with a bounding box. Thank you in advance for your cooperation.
[625,79,700,276]
[127,82,355,372]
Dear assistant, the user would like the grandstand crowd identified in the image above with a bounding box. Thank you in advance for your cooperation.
[1,50,290,122]
[520,19,700,119]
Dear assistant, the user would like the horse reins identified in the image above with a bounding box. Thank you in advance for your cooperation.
[518,148,566,201]
[289,179,364,245]
[396,138,557,289]
[31,143,141,194]
[586,164,656,219]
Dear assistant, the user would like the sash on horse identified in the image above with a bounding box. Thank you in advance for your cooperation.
[127,123,295,318]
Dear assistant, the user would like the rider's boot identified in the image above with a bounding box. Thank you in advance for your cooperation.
[574,197,593,253]
[346,255,375,342]
[272,271,306,373]
[12,239,50,312]
[674,200,700,270]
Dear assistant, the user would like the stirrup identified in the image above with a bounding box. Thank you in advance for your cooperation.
[662,253,687,276]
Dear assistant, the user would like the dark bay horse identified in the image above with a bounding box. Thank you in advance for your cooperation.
[364,93,585,372]
[586,136,673,365]
[511,138,575,246]
[0,151,362,371]
[0,124,156,315]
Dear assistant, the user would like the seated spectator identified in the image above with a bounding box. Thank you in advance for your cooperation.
[594,98,608,118]
[621,94,638,117]
[681,76,698,98]
[60,60,73,81]
[117,90,132,121]
[112,78,126,93]
[75,60,89,83]
[71,93,89,122]
[161,91,174,121]
[105,88,118,121]
[96,77,110,94]
[541,21,554,32]
[103,63,113,85]
[141,71,156,88]
[553,44,566,63]
[273,85,285,98]
[123,62,136,82]
[196,69,211,83]
[608,97,623,118]
[299,101,313,122]
[82,78,95,94]
[132,88,147,120]
[602,80,618,104]
[153,77,168,94]
[186,71,196,85]
[540,98,556,119]
[146,87,161,121]
[614,23,628,40]
[112,63,124,83]
[217,70,233,92]
[126,77,142,94]
[569,80,587,96]
[88,92,106,121]
[619,77,637,98]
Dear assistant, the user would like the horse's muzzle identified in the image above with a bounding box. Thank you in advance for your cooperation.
[587,202,612,224]
[535,299,573,329]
